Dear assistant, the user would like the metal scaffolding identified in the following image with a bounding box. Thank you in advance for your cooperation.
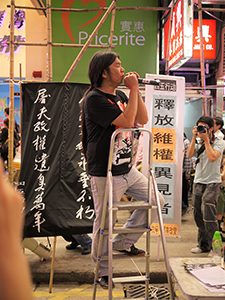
[7,0,171,182]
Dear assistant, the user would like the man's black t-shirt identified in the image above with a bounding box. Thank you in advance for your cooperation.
[84,88,133,176]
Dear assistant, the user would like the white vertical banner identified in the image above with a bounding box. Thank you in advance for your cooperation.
[143,74,185,237]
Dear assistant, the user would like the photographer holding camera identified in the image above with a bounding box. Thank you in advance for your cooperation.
[187,116,224,254]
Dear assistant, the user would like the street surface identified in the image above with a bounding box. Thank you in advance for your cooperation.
[32,282,185,299]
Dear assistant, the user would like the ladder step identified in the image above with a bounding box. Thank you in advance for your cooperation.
[113,275,148,283]
[100,252,150,261]
[103,227,150,235]
[114,201,157,210]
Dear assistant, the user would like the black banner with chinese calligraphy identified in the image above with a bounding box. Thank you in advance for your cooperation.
[18,82,95,238]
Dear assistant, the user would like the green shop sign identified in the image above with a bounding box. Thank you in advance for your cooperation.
[51,0,158,83]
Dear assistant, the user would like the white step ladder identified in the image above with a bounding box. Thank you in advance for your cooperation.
[92,128,175,300]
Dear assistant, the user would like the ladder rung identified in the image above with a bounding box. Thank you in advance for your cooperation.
[100,252,150,261]
[100,253,127,260]
[114,201,157,210]
[103,227,150,235]
[113,275,148,283]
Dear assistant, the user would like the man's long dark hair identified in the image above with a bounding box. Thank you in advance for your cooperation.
[81,51,119,159]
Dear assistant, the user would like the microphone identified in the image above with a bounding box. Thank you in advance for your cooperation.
[138,78,160,86]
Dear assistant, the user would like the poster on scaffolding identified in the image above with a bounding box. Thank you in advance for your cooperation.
[18,82,95,238]
[143,74,185,237]
[0,0,26,78]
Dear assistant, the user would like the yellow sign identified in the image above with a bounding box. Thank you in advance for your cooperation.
[151,223,179,237]
[152,128,176,163]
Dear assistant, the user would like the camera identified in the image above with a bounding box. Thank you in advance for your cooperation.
[197,125,209,134]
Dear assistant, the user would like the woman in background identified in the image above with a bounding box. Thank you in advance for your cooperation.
[0,118,16,165]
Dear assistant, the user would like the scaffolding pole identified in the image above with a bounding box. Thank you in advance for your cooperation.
[19,63,22,142]
[8,0,15,184]
[198,0,207,116]
[10,5,170,12]
[11,42,111,48]
[165,0,174,75]
[108,4,116,50]
[46,0,52,82]
[10,4,225,13]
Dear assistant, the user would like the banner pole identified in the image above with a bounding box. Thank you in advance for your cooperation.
[49,236,57,293]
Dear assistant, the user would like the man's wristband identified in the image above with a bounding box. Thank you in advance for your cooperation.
[138,91,142,98]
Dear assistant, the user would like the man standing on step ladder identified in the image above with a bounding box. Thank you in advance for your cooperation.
[81,50,165,290]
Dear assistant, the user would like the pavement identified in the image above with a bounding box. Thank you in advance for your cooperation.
[25,202,218,287]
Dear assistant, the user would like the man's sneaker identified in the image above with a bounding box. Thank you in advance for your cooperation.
[191,246,210,253]
[191,246,202,253]
[81,246,91,255]
[119,244,145,257]
[66,242,78,250]
[97,276,115,290]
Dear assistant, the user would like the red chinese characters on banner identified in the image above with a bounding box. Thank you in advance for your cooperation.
[192,19,216,59]
[164,0,183,69]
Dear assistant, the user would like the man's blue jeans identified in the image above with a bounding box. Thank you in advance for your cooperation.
[90,166,165,277]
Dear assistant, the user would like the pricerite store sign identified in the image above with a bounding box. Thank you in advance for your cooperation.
[52,0,158,83]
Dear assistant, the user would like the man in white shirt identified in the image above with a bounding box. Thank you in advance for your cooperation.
[187,116,224,253]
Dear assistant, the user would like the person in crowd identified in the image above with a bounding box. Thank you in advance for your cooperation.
[213,117,225,240]
[81,50,165,289]
[213,116,224,140]
[4,107,20,135]
[0,160,33,300]
[221,128,225,137]
[187,116,224,254]
[0,118,16,164]
[63,234,92,254]
[216,151,225,241]
[182,133,192,215]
